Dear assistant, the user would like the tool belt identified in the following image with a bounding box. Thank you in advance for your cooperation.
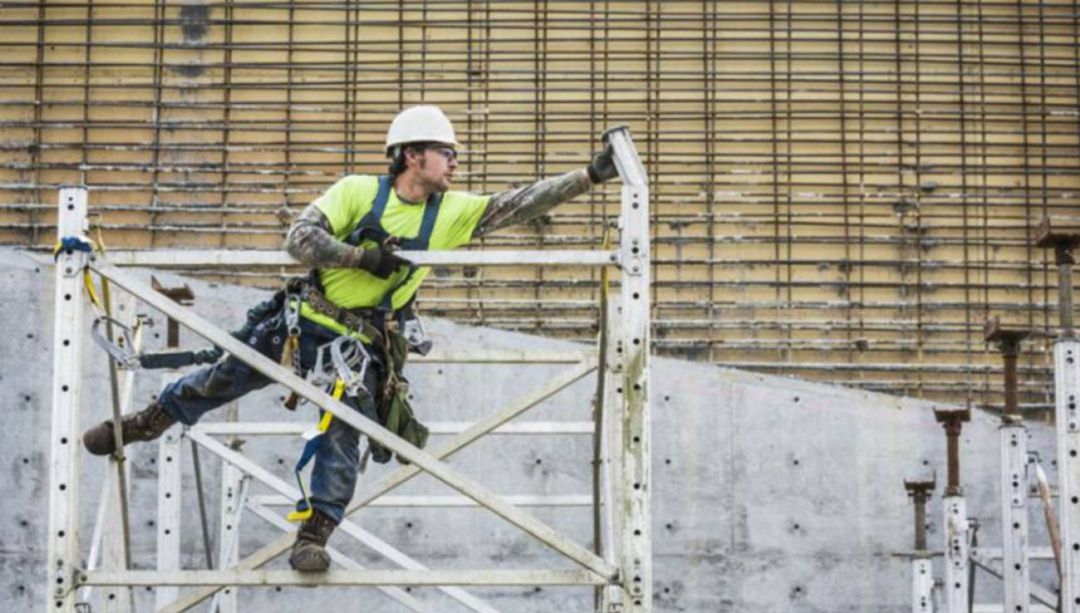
[285,278,429,466]
[299,283,386,347]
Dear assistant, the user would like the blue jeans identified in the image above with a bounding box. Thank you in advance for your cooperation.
[159,313,384,524]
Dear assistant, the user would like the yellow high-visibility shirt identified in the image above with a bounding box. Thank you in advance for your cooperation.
[299,174,489,335]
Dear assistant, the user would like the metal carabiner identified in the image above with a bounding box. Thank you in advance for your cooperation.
[329,335,372,398]
[90,316,141,370]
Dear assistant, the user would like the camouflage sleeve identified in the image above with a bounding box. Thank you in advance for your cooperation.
[284,202,366,268]
[473,168,593,237]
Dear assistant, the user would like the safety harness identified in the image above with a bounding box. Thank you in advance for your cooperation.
[286,176,437,520]
[281,173,439,360]
[345,173,443,312]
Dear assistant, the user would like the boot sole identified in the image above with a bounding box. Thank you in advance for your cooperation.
[289,551,331,572]
[83,423,118,456]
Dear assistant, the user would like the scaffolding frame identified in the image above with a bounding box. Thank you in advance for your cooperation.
[910,218,1080,613]
[45,127,651,612]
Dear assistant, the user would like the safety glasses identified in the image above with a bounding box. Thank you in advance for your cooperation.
[427,146,457,162]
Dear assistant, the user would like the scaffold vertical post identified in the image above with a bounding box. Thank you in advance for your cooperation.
[607,126,651,611]
[216,461,244,613]
[1057,340,1080,612]
[1000,419,1030,612]
[155,425,183,609]
[599,295,624,612]
[935,408,971,613]
[986,317,1032,613]
[47,186,89,612]
[904,477,936,613]
[1035,217,1080,611]
[216,404,245,613]
[941,495,970,613]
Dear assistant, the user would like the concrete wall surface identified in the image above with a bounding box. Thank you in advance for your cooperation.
[0,249,1062,612]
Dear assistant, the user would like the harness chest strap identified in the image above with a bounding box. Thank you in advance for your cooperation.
[344,175,443,311]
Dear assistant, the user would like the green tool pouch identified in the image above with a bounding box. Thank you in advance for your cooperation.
[369,328,430,465]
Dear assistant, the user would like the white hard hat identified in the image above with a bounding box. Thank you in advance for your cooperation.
[385,105,458,153]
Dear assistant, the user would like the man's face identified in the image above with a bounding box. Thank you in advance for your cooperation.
[408,144,458,192]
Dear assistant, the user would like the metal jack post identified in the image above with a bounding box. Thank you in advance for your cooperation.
[986,316,1033,613]
[1035,217,1080,611]
[905,476,937,613]
[935,408,972,613]
[151,276,194,348]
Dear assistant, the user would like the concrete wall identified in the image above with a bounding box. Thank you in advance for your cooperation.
[0,248,1062,612]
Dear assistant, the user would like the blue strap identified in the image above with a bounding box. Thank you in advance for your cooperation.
[370,174,393,219]
[337,176,444,311]
[346,176,442,251]
[412,192,442,250]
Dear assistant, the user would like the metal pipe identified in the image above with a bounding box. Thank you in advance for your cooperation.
[985,317,1031,419]
[913,498,927,551]
[99,278,134,571]
[1060,260,1074,338]
[935,409,970,497]
[1003,351,1019,418]
[189,440,214,571]
[904,479,935,551]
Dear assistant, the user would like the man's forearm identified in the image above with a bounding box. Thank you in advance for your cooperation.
[284,203,365,268]
[473,168,592,237]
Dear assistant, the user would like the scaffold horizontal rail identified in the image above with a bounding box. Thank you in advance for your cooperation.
[99,249,619,268]
[250,494,593,508]
[193,421,596,436]
[80,569,610,588]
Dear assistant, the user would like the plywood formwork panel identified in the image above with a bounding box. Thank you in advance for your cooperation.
[1,0,1077,409]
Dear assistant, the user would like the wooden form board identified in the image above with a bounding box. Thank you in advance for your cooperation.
[1,1,1077,409]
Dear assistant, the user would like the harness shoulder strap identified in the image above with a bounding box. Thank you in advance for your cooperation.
[410,191,443,250]
[346,175,442,250]
[378,190,443,309]
[334,175,445,311]
[370,174,394,219]
[346,175,394,247]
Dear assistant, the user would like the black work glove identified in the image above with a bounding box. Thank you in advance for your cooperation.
[357,237,412,279]
[586,144,618,183]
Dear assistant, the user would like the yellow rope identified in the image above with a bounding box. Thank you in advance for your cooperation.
[286,379,344,523]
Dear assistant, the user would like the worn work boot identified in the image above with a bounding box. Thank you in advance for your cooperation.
[289,509,337,572]
[82,401,177,456]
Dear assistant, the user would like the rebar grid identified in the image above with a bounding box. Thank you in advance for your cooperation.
[2,0,1078,409]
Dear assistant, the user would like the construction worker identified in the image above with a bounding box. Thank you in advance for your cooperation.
[81,104,620,571]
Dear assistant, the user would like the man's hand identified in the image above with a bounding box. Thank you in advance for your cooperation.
[586,144,618,183]
[357,237,412,279]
